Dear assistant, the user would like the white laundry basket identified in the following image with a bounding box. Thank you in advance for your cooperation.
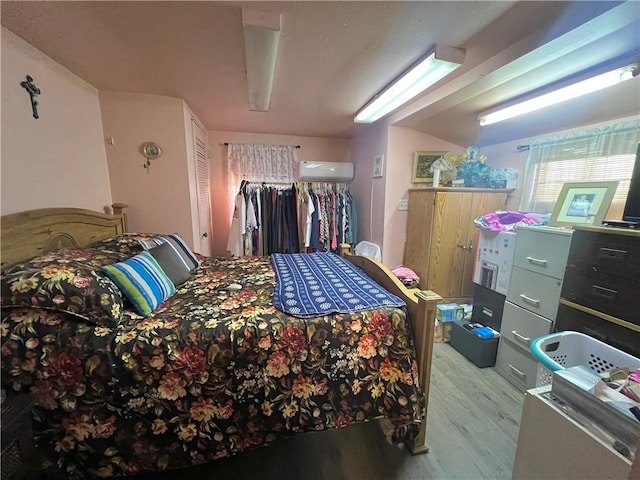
[530,331,640,387]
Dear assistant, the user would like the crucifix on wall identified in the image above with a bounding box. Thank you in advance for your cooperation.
[20,75,41,119]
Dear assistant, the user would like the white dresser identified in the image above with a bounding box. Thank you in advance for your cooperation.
[512,387,633,479]
[495,225,573,391]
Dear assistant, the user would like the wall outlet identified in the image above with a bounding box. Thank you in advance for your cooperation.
[399,199,409,211]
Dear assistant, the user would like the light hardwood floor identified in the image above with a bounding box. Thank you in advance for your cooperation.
[138,342,525,480]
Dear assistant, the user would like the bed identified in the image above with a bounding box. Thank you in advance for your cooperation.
[0,206,441,479]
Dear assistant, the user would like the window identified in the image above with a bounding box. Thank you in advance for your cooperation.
[521,119,640,220]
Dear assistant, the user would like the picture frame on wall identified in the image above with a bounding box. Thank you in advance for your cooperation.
[412,151,447,183]
[549,181,619,227]
[373,155,384,178]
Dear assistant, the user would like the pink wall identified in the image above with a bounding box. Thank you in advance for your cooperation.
[99,91,195,246]
[1,27,112,215]
[206,130,351,256]
[384,127,462,268]
[350,123,388,252]
[350,122,462,268]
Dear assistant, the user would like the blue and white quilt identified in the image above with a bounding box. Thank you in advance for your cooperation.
[272,252,405,318]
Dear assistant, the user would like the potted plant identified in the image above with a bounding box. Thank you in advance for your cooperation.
[489,169,507,189]
[456,157,492,187]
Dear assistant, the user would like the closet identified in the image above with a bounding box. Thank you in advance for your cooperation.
[404,187,510,303]
[190,118,212,256]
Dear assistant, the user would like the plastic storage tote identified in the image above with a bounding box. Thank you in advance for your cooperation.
[530,331,640,386]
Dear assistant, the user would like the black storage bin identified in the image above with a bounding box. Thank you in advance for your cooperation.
[450,320,499,368]
[471,284,506,332]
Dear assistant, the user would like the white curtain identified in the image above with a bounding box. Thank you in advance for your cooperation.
[227,143,298,179]
[520,118,640,214]
[226,143,298,216]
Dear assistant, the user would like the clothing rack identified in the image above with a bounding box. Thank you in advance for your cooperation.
[224,143,301,148]
[227,181,357,257]
[241,180,349,192]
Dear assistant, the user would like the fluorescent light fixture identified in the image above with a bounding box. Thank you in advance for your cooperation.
[242,9,281,112]
[354,45,465,123]
[479,63,639,126]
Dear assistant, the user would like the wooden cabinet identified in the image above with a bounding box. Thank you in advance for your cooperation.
[404,188,509,302]
[496,226,573,391]
[556,226,640,357]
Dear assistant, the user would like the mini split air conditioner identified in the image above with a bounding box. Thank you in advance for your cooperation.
[298,161,354,182]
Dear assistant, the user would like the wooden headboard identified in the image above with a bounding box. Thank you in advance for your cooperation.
[1,204,128,271]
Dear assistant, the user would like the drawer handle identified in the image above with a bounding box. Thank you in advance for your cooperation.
[598,247,627,262]
[508,364,526,379]
[519,294,540,306]
[482,307,493,318]
[456,244,467,250]
[525,256,547,266]
[511,330,531,345]
[591,284,617,301]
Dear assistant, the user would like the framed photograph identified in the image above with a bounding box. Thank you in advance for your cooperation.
[412,151,447,183]
[373,154,384,178]
[549,181,619,227]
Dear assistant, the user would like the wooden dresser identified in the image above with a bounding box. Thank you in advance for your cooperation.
[495,226,573,391]
[404,187,510,303]
[555,225,640,357]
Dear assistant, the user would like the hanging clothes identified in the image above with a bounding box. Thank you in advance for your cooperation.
[226,181,357,256]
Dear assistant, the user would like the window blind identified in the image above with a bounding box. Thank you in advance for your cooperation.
[532,154,634,218]
[521,119,640,219]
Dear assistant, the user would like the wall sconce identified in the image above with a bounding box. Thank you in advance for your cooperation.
[478,62,639,126]
[243,8,281,112]
[354,45,465,124]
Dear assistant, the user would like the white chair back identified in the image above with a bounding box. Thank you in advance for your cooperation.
[354,241,381,261]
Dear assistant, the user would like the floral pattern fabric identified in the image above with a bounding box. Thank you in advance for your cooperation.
[1,255,424,479]
[89,232,160,256]
[1,248,127,326]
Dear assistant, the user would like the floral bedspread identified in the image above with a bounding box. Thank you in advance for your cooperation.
[1,255,424,479]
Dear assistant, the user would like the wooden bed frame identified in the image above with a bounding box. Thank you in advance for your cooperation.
[1,206,441,454]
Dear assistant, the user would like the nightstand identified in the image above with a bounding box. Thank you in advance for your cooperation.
[1,392,40,480]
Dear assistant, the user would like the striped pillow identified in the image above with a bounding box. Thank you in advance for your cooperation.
[140,234,200,271]
[102,251,176,317]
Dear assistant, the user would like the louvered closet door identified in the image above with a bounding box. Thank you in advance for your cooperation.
[192,118,212,256]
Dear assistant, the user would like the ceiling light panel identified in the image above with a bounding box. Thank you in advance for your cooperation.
[478,63,639,126]
[243,9,281,112]
[354,45,465,124]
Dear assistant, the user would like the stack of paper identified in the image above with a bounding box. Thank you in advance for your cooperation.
[552,366,639,455]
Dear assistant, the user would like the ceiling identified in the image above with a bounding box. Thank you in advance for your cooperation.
[2,1,639,147]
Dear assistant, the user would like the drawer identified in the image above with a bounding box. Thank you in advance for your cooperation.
[513,226,573,279]
[471,284,505,331]
[567,230,640,282]
[495,338,540,392]
[556,303,640,358]
[501,301,553,351]
[507,267,563,320]
[562,268,640,326]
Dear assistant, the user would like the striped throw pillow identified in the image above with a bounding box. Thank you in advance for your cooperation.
[140,234,200,271]
[102,251,176,317]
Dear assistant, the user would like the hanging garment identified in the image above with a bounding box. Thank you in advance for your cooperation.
[226,193,246,257]
[244,191,257,256]
[303,190,315,248]
[310,190,320,252]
